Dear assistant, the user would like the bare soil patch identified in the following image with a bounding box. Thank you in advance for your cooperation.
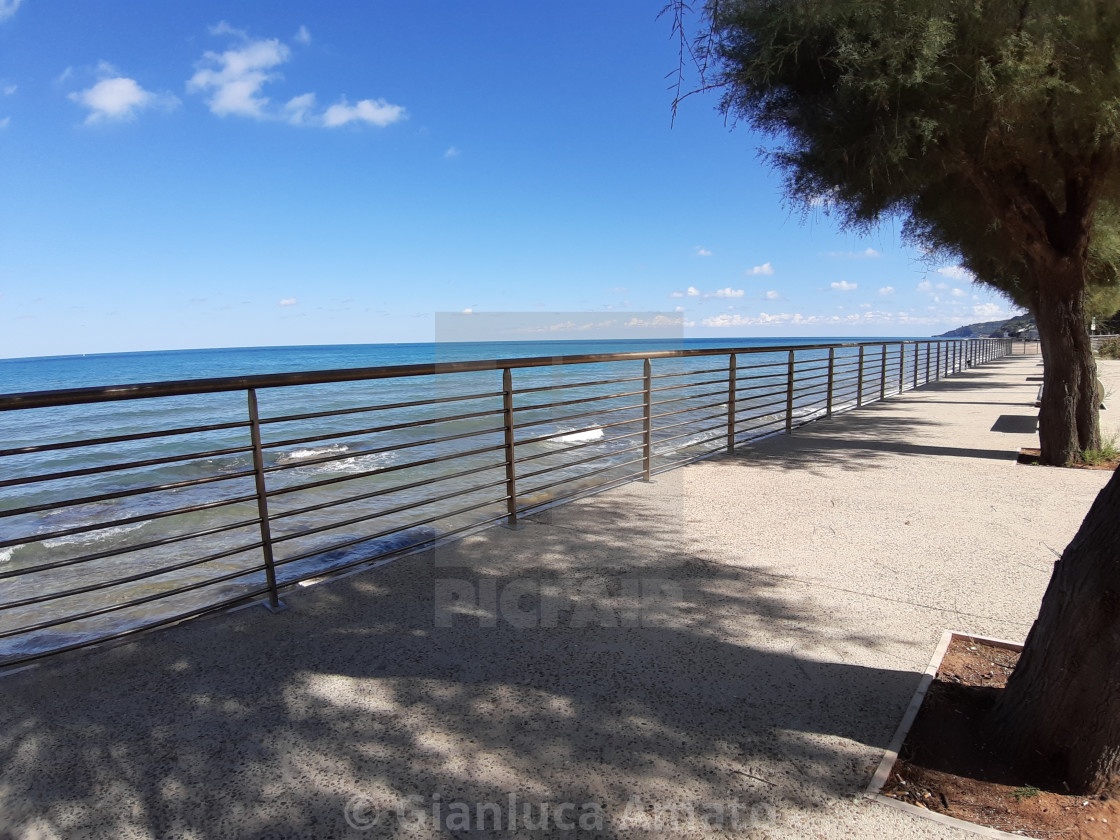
[881,637,1118,839]
[1017,447,1120,470]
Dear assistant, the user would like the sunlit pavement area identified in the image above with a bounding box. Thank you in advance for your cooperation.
[2,356,1117,839]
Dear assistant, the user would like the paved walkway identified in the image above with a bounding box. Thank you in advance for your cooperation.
[2,356,1117,840]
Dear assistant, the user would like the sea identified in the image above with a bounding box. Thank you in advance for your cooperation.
[0,337,915,661]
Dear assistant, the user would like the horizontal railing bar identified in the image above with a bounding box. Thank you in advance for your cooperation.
[265,443,506,497]
[0,443,254,490]
[0,419,251,459]
[0,518,263,581]
[513,374,646,396]
[648,376,727,395]
[734,416,786,437]
[517,442,646,482]
[269,460,507,521]
[514,427,646,463]
[733,359,791,373]
[0,469,257,520]
[279,511,514,586]
[259,389,502,425]
[651,423,726,450]
[0,562,270,640]
[511,399,643,432]
[275,497,508,566]
[0,340,969,411]
[649,365,730,380]
[0,492,258,550]
[514,414,644,447]
[0,586,274,669]
[733,395,790,418]
[512,387,646,415]
[0,536,272,611]
[263,425,505,474]
[733,378,790,396]
[517,457,646,498]
[515,470,647,518]
[270,480,509,545]
[652,409,730,437]
[650,400,728,424]
[261,405,501,451]
[649,387,727,409]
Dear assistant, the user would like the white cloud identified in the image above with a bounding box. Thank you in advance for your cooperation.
[461,307,473,314]
[951,288,966,298]
[764,290,780,300]
[323,97,406,128]
[0,0,22,23]
[747,262,774,275]
[706,287,745,299]
[0,116,8,129]
[673,305,685,312]
[700,309,941,328]
[56,67,73,84]
[279,297,297,306]
[830,281,857,291]
[917,280,933,292]
[191,26,406,129]
[686,286,700,297]
[878,286,895,295]
[972,303,1003,319]
[624,315,683,328]
[828,247,881,259]
[444,146,460,159]
[69,73,179,124]
[284,92,316,125]
[189,36,291,118]
[668,291,683,298]
[937,265,975,282]
[1,83,15,96]
[694,246,712,257]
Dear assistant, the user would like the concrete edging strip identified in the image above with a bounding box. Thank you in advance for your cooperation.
[865,630,1027,840]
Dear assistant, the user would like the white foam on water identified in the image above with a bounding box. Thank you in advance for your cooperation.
[0,546,14,565]
[553,427,604,445]
[42,521,146,549]
[294,450,398,476]
[278,443,350,463]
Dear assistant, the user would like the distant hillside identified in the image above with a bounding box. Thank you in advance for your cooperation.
[935,314,1036,338]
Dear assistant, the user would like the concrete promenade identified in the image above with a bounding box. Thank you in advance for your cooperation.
[2,356,1117,839]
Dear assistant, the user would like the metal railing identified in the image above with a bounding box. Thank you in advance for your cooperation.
[0,337,1011,667]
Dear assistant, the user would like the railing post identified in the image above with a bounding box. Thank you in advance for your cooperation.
[826,347,835,417]
[726,353,737,453]
[879,343,888,401]
[936,342,941,380]
[501,367,522,530]
[643,358,653,480]
[857,345,865,407]
[899,343,906,394]
[925,342,931,385]
[247,388,284,613]
[913,344,919,389]
[785,350,795,433]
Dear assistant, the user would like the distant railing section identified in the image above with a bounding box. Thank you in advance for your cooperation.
[0,338,1011,667]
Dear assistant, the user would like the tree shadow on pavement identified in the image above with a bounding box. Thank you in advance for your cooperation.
[0,484,921,840]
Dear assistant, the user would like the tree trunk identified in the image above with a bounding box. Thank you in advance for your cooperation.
[1033,281,1100,466]
[993,467,1120,795]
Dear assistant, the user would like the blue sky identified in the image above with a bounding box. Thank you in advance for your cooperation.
[0,0,1021,359]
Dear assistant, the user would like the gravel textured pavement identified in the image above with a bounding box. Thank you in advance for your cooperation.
[1,354,1117,840]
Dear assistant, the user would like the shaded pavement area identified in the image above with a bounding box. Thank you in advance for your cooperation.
[2,357,1117,839]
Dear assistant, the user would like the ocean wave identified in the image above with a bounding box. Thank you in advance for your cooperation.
[0,546,13,565]
[292,450,398,476]
[552,427,604,445]
[277,443,350,464]
[42,521,146,549]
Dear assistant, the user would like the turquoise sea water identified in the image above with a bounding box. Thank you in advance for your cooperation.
[0,337,919,660]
